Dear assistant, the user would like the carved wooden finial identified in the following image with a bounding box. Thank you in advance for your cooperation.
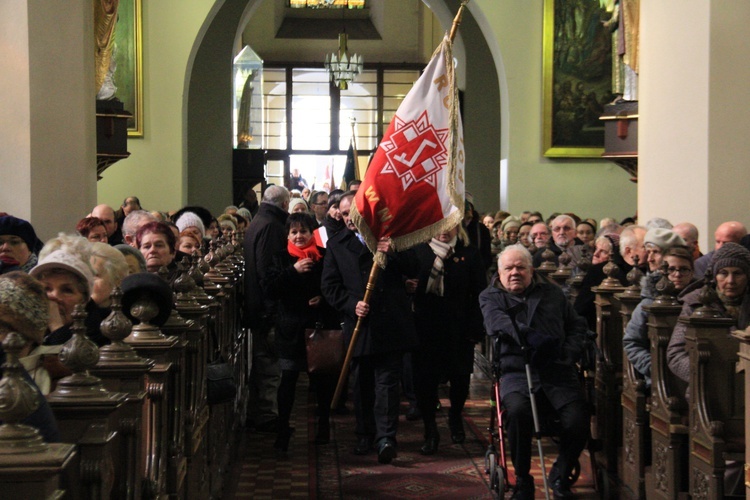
[692,269,723,318]
[98,286,142,362]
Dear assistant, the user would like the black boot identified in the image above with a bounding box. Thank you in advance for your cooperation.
[449,412,465,444]
[274,426,295,454]
[315,417,330,445]
[420,422,440,455]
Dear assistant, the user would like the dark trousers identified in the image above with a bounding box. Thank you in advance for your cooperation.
[248,325,280,425]
[502,391,590,483]
[277,369,336,430]
[413,352,470,433]
[352,351,403,443]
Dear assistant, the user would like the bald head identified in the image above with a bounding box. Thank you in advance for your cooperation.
[91,204,117,237]
[714,221,747,250]
[673,222,699,253]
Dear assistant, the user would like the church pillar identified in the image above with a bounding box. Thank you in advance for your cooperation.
[0,0,96,240]
[639,0,750,250]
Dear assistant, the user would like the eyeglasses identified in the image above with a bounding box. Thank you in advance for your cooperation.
[667,267,692,276]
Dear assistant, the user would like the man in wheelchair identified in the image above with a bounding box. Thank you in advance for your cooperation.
[480,245,591,499]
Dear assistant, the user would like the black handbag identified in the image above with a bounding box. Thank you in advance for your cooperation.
[206,326,237,405]
[206,357,236,405]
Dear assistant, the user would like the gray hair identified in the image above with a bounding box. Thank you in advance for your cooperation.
[497,243,533,268]
[551,214,575,229]
[90,242,129,288]
[645,217,673,230]
[122,210,157,237]
[619,225,646,255]
[262,185,290,209]
[114,244,146,272]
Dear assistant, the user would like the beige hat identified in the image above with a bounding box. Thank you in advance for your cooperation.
[30,249,96,297]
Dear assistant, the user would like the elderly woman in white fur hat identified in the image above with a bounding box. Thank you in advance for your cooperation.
[0,271,61,441]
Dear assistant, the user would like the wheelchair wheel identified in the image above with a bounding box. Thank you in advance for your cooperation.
[487,453,505,498]
[568,458,580,485]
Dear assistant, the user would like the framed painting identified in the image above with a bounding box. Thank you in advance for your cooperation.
[113,0,143,137]
[542,0,614,158]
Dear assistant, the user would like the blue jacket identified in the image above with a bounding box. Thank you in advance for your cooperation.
[622,272,661,388]
[479,274,588,409]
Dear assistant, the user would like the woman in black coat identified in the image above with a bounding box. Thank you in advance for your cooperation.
[407,224,487,455]
[263,213,341,453]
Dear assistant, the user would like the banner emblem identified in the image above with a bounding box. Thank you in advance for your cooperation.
[380,111,449,191]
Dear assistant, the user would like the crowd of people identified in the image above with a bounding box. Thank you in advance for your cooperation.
[2,186,749,499]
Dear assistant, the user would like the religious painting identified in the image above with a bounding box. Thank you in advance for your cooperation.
[114,0,143,137]
[543,0,614,158]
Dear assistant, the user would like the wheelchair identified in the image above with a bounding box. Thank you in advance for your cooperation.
[483,333,599,498]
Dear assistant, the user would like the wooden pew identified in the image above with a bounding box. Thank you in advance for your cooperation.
[592,260,626,496]
[46,304,128,499]
[616,268,647,499]
[0,332,78,499]
[732,328,750,500]
[643,295,685,499]
[684,312,744,499]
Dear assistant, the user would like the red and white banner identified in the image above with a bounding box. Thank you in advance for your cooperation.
[352,36,465,255]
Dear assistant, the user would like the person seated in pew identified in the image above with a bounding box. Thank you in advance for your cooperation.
[665,241,750,499]
[667,242,750,385]
[76,216,109,244]
[135,221,179,283]
[0,215,44,274]
[0,271,60,442]
[623,241,693,389]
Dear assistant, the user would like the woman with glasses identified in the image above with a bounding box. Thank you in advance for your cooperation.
[623,235,691,390]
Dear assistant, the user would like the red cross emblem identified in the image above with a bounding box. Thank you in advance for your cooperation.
[380,111,449,191]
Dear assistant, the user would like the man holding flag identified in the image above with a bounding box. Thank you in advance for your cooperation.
[323,7,467,463]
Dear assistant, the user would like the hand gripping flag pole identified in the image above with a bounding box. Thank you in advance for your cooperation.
[331,1,469,410]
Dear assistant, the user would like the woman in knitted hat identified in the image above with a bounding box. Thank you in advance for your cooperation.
[262,212,340,453]
[624,242,694,389]
[287,198,309,215]
[217,214,237,239]
[0,271,60,442]
[0,215,43,274]
[668,242,750,387]
[175,211,205,242]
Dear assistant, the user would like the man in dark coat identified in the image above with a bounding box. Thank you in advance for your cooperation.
[243,185,290,432]
[480,244,590,499]
[321,192,418,464]
[532,214,586,269]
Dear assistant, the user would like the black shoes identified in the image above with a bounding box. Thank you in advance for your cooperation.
[353,436,373,455]
[273,426,295,454]
[405,405,422,421]
[551,478,575,499]
[510,475,535,500]
[449,414,465,444]
[315,419,330,445]
[377,438,397,464]
[420,434,440,455]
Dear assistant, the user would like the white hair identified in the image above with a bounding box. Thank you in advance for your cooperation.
[498,243,533,268]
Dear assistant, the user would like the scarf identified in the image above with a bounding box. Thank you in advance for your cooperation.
[287,239,322,262]
[425,237,456,296]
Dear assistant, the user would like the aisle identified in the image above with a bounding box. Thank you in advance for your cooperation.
[226,375,598,499]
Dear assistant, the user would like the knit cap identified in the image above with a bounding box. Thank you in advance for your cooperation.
[217,214,237,231]
[0,271,48,344]
[644,228,685,251]
[288,198,309,214]
[0,215,43,254]
[30,249,96,297]
[501,216,521,232]
[711,242,750,278]
[175,212,205,239]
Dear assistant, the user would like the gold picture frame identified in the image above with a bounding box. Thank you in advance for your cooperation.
[542,0,613,158]
[114,0,143,137]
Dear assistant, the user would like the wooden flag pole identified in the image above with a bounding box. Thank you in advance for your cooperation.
[350,118,360,182]
[332,2,467,410]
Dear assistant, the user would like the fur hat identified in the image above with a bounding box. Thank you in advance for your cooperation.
[30,249,96,297]
[501,216,521,232]
[120,272,174,327]
[644,228,685,251]
[217,214,237,231]
[175,212,205,239]
[0,215,43,254]
[0,271,48,344]
[711,242,750,279]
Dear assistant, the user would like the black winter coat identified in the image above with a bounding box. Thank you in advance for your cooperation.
[321,230,418,357]
[479,274,588,409]
[263,247,341,362]
[243,202,288,328]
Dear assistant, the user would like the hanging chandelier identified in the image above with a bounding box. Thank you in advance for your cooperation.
[324,32,363,90]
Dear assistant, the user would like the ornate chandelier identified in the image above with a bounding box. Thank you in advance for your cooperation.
[324,32,363,90]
